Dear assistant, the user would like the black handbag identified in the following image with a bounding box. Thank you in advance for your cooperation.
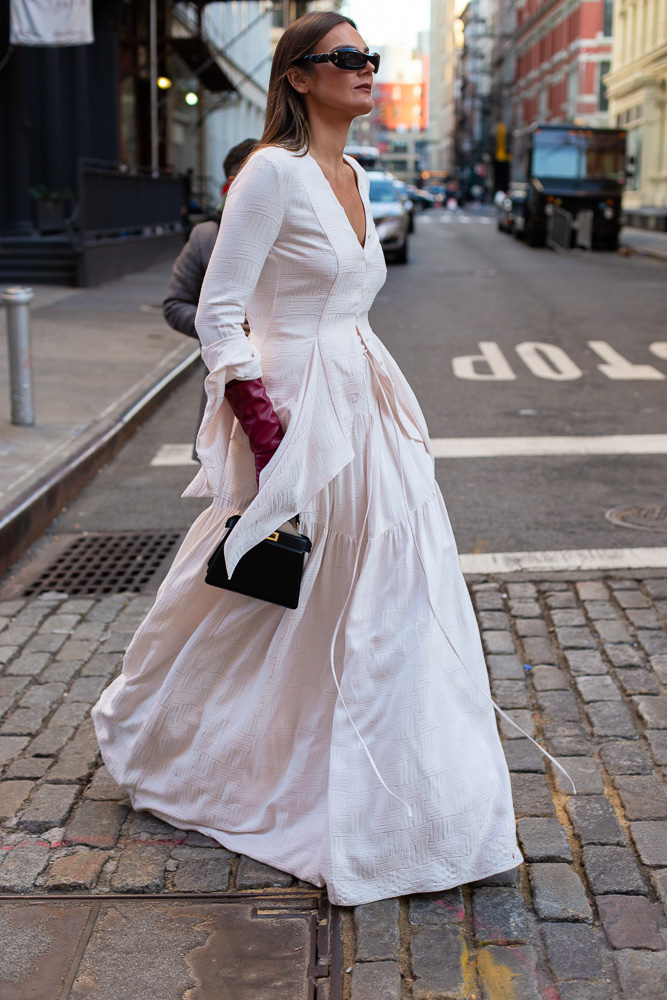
[205,515,312,610]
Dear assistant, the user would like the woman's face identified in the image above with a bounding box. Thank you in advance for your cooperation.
[289,23,375,119]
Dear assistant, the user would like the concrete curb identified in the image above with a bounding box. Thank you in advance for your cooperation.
[620,240,667,262]
[0,348,201,578]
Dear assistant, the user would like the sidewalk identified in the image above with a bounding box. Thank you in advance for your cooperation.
[1,575,666,998]
[0,263,199,573]
[620,226,667,261]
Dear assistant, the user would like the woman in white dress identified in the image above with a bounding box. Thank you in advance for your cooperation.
[92,11,524,907]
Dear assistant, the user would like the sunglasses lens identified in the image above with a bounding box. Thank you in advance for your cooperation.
[337,50,379,72]
[339,52,366,69]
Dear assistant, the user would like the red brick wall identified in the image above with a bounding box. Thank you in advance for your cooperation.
[513,0,611,126]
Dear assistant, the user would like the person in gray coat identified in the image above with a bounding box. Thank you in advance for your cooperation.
[163,139,258,451]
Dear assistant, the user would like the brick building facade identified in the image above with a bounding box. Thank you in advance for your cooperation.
[373,81,429,133]
[512,0,614,128]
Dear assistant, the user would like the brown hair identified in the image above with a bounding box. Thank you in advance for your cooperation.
[223,138,258,178]
[255,11,358,156]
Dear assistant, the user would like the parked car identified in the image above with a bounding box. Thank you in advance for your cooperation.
[392,179,415,233]
[495,190,513,232]
[367,172,410,263]
[407,185,436,210]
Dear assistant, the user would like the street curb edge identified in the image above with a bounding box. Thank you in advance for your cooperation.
[0,348,201,579]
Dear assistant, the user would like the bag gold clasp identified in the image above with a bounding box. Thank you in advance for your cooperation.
[267,531,279,542]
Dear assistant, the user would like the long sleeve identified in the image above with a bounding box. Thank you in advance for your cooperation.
[194,151,285,392]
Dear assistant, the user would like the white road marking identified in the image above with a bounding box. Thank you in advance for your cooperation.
[153,434,667,467]
[150,445,667,573]
[151,444,198,466]
[423,212,496,225]
[451,340,667,381]
[515,342,583,381]
[430,434,667,458]
[452,341,517,381]
[459,548,667,574]
[588,341,665,380]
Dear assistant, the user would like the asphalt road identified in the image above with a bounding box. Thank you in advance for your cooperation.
[51,207,667,558]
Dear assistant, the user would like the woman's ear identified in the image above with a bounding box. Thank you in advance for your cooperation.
[286,66,310,95]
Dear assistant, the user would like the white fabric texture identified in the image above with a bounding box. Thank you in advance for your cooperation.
[92,147,522,906]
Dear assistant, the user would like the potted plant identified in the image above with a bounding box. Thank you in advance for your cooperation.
[29,186,74,234]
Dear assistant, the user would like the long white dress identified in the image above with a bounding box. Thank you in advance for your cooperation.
[92,146,522,906]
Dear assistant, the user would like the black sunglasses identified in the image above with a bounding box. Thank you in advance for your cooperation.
[296,47,380,73]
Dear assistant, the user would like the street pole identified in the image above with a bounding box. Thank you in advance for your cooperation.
[149,0,158,177]
[2,287,35,426]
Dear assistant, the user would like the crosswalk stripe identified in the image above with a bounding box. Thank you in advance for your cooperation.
[459,548,667,574]
[420,213,497,225]
[152,435,667,467]
[151,444,197,466]
[430,435,667,458]
[149,448,667,571]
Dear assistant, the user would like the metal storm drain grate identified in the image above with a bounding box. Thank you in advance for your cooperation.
[606,501,667,533]
[21,532,182,597]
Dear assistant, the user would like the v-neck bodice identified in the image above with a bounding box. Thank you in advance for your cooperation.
[306,151,369,251]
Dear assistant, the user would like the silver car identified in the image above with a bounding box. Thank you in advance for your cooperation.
[367,172,410,264]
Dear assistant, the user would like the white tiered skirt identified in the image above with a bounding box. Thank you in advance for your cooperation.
[93,346,521,906]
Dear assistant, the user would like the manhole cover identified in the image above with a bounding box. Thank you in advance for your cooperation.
[20,532,182,597]
[605,501,667,532]
[0,894,339,1000]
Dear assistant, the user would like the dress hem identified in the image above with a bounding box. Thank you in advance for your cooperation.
[118,791,522,908]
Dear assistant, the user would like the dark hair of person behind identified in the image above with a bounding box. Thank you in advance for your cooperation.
[224,138,259,179]
[255,11,357,156]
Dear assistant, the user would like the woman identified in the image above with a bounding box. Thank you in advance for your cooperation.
[93,12,524,907]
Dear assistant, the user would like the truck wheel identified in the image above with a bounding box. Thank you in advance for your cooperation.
[526,223,543,247]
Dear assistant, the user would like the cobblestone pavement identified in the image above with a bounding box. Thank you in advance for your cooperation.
[1,575,667,999]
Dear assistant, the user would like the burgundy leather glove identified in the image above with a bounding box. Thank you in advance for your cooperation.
[225,377,284,485]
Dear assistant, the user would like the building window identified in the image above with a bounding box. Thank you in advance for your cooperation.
[598,61,611,112]
[603,0,613,37]
[626,126,642,192]
[567,66,578,118]
[538,86,548,120]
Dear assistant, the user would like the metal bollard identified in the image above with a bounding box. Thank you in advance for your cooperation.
[2,286,35,426]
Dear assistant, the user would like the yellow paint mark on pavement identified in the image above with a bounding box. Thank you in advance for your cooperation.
[477,949,521,1000]
[460,940,478,996]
